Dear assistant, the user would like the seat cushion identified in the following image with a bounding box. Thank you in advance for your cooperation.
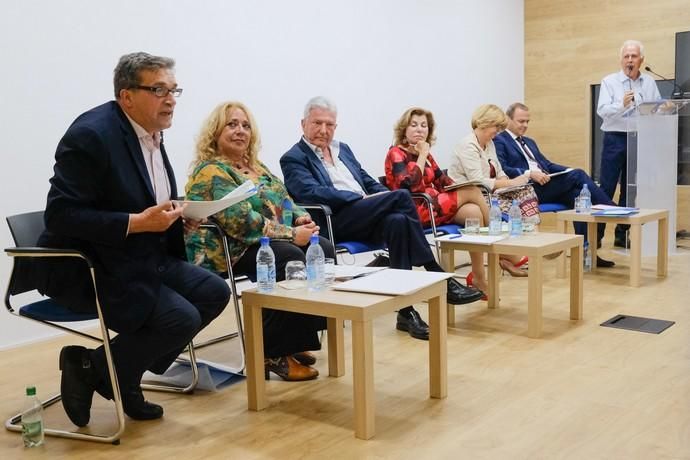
[19,298,97,322]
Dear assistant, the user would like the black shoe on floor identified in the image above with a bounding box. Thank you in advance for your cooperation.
[59,345,97,427]
[614,235,630,248]
[123,387,164,421]
[596,256,615,268]
[396,309,429,340]
[447,278,483,305]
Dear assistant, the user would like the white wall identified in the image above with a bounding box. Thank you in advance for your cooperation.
[0,0,523,349]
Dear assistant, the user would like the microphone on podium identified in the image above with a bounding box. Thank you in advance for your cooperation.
[644,65,683,97]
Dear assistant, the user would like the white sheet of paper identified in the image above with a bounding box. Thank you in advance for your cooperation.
[435,234,507,244]
[175,180,257,220]
[332,268,452,296]
[548,168,573,178]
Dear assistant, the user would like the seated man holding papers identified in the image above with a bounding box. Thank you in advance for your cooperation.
[494,102,616,267]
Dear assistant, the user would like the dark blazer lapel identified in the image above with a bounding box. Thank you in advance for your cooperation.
[298,139,333,187]
[337,145,368,190]
[115,105,156,201]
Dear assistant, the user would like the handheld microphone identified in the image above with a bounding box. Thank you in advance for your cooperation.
[644,65,684,97]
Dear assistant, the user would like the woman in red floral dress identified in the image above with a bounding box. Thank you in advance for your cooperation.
[384,107,494,295]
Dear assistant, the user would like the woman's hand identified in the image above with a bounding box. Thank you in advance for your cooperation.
[414,141,430,170]
[293,222,319,246]
[294,214,312,226]
[510,174,530,187]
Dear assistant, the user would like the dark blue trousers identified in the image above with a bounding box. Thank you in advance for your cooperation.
[332,189,435,269]
[533,168,615,243]
[599,131,629,237]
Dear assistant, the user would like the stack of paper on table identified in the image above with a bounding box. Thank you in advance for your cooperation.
[332,268,452,295]
[435,233,507,244]
[174,180,258,220]
[590,205,639,216]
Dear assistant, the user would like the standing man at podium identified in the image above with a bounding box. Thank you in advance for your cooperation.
[597,39,661,247]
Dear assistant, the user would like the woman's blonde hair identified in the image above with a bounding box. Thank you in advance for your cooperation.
[471,104,508,130]
[191,101,261,170]
[393,107,436,146]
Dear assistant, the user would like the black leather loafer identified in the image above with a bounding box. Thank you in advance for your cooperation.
[596,256,616,268]
[123,387,164,421]
[613,236,630,248]
[59,345,96,427]
[447,278,483,305]
[396,309,429,340]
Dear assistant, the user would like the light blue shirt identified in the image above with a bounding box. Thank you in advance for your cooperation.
[597,70,661,132]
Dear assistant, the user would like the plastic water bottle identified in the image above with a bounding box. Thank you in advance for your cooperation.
[21,386,44,447]
[583,241,592,272]
[577,184,592,213]
[509,199,522,236]
[282,198,293,225]
[489,198,502,236]
[305,235,325,292]
[256,237,276,293]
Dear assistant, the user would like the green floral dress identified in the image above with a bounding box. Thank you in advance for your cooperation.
[185,159,309,274]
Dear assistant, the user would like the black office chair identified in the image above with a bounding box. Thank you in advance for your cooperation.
[4,211,126,444]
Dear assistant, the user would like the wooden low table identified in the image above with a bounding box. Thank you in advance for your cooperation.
[438,232,583,338]
[241,270,449,440]
[555,208,669,287]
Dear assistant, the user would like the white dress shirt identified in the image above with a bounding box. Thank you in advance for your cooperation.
[597,70,661,132]
[125,114,170,204]
[302,137,365,195]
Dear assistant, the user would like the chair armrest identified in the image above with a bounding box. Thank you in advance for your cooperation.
[4,247,93,267]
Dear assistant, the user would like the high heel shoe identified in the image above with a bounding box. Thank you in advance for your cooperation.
[465,272,488,301]
[264,356,318,381]
[293,351,316,366]
[499,259,528,277]
[514,256,528,268]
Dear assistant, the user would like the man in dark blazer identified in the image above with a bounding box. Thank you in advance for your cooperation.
[280,96,482,341]
[36,52,230,426]
[494,102,615,267]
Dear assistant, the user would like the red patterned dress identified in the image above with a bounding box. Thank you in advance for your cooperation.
[384,146,459,227]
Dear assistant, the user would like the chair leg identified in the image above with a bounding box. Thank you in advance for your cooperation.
[141,342,200,394]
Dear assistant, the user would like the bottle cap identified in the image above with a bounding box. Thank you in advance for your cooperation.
[26,386,36,396]
[260,236,269,245]
[310,235,319,244]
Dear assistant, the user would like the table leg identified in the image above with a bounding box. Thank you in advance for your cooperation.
[658,216,668,278]
[428,294,447,399]
[440,245,456,326]
[487,253,500,309]
[243,301,266,411]
[352,320,375,439]
[327,318,345,377]
[556,219,568,277]
[569,243,583,320]
[630,224,642,287]
[527,256,543,338]
[587,222,598,274]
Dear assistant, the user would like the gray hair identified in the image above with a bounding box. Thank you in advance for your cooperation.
[303,96,338,118]
[506,102,529,119]
[620,39,644,58]
[113,52,175,99]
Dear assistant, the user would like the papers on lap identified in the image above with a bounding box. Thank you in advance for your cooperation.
[548,168,573,178]
[444,180,484,192]
[174,180,258,220]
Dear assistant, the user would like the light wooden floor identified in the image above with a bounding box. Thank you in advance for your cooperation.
[2,237,689,459]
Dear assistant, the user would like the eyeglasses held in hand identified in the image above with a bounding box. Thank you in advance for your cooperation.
[134,85,183,98]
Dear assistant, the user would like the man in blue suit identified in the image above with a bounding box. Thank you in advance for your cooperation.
[36,52,230,426]
[281,96,482,341]
[494,102,615,267]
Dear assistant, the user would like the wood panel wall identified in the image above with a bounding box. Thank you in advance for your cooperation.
[524,0,690,231]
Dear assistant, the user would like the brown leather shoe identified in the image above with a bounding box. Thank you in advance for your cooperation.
[265,356,318,381]
[292,351,316,366]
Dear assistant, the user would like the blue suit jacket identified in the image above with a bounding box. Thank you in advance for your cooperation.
[280,139,388,213]
[494,131,567,178]
[35,101,185,333]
